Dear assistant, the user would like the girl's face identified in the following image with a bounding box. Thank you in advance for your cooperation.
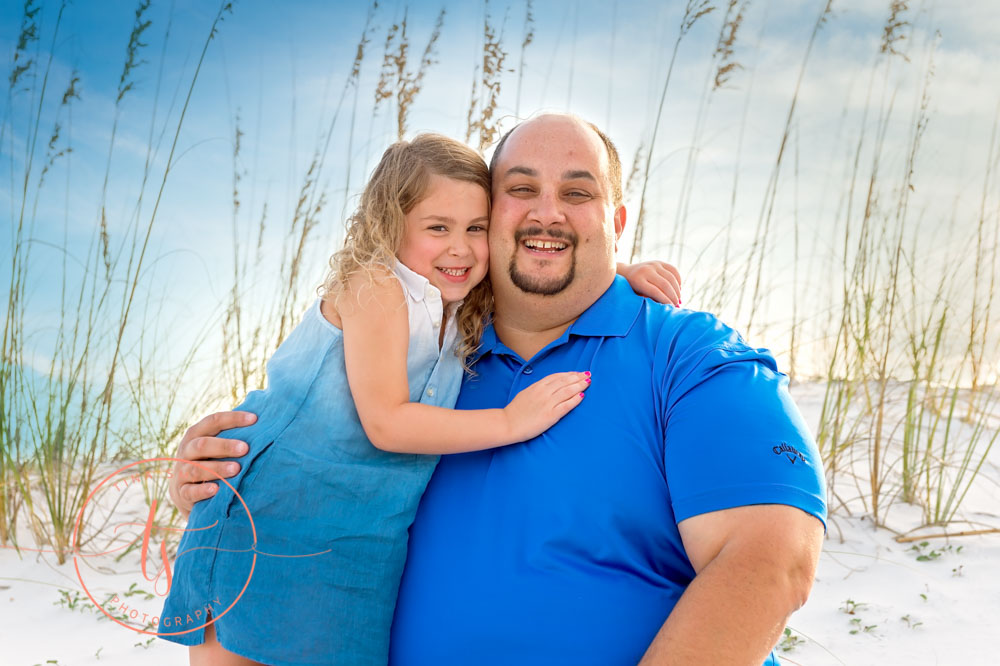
[397,174,490,306]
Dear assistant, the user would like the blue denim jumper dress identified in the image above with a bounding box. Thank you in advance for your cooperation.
[160,262,464,665]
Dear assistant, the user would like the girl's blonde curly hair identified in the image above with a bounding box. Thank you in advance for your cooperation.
[319,134,493,371]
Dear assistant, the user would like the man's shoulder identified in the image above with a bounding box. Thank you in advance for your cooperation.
[596,278,747,353]
[630,302,785,400]
[632,300,752,357]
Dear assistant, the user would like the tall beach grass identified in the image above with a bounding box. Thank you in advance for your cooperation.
[1,0,997,567]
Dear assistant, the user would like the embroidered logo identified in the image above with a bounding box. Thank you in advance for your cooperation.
[772,442,806,464]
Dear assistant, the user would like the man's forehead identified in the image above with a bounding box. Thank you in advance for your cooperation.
[497,118,607,173]
[502,165,598,182]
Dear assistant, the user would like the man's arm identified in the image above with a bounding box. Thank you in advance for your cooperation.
[639,504,824,665]
[167,411,255,517]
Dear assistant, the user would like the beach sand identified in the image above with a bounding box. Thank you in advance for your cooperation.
[2,382,997,665]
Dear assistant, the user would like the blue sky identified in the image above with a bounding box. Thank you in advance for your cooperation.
[3,0,999,397]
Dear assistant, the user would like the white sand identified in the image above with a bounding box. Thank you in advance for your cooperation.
[782,382,1000,665]
[2,382,997,665]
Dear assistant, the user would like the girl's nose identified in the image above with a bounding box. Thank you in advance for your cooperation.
[449,234,471,256]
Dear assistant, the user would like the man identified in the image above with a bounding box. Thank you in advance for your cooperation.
[170,114,825,665]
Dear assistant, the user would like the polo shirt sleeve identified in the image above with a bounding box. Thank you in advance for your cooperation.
[657,311,827,528]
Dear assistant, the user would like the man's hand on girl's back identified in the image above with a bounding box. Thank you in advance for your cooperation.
[168,410,255,516]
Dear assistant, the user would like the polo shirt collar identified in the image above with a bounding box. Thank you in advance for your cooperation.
[568,275,642,338]
[477,275,643,358]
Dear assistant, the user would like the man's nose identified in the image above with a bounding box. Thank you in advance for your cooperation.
[529,189,565,225]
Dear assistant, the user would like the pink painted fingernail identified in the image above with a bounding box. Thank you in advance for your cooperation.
[579,392,585,398]
[585,378,591,384]
[584,371,591,377]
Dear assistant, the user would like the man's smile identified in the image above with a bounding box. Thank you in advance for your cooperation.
[521,238,569,254]
[514,228,577,259]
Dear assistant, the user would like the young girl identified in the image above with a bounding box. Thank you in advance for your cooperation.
[160,134,679,665]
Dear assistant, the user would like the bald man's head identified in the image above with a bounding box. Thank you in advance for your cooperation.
[489,114,624,208]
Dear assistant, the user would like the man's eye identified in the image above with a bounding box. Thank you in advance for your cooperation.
[566,190,591,199]
[508,185,533,194]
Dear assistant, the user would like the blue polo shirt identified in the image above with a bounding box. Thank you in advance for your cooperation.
[389,276,826,666]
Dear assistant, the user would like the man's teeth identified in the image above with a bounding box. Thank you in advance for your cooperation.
[439,267,469,276]
[524,240,568,251]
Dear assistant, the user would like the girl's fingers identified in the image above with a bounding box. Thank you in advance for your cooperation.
[552,389,585,418]
[525,372,590,408]
[660,262,681,285]
[643,273,680,305]
[658,267,681,294]
[548,377,591,406]
[652,265,681,290]
[541,371,590,386]
[657,273,681,305]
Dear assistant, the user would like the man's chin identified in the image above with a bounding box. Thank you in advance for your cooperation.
[508,265,575,296]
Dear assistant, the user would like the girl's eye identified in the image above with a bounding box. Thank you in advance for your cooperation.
[468,225,487,233]
[428,225,447,232]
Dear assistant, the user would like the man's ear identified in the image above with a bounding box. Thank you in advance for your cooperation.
[613,205,627,252]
